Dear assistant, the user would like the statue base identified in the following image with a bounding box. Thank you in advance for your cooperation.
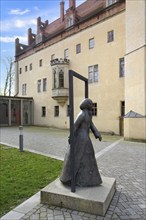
[41,176,116,216]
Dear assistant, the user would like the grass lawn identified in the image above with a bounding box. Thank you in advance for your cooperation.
[0,144,63,217]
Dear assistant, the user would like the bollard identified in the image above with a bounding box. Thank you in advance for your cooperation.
[19,126,24,152]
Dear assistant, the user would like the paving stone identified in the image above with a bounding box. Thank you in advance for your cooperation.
[1,127,145,220]
[54,216,64,220]
[72,210,79,215]
[120,215,131,220]
[71,214,83,220]
[40,212,47,218]
[53,210,63,216]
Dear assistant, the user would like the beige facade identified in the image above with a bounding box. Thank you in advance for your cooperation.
[124,0,146,141]
[15,0,146,141]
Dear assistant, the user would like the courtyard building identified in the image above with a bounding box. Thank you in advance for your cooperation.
[13,0,146,141]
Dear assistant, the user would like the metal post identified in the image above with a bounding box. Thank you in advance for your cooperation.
[68,69,88,193]
[85,81,88,98]
[19,126,24,152]
[69,70,75,193]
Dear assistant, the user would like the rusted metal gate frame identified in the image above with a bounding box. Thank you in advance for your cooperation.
[69,70,88,192]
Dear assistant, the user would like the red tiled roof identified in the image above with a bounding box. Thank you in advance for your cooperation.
[44,0,105,35]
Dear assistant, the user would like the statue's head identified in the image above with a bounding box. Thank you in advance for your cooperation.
[80,98,93,111]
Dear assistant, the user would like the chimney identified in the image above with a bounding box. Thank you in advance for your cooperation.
[28,28,32,46]
[60,0,64,22]
[37,17,41,34]
[15,38,20,55]
[69,0,76,9]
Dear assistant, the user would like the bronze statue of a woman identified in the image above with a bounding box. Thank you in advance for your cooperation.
[60,98,102,187]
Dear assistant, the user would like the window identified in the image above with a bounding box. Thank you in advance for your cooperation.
[94,65,98,82]
[30,63,32,70]
[59,70,64,88]
[43,78,47,91]
[25,66,27,72]
[76,44,81,54]
[53,69,57,89]
[121,101,125,116]
[88,66,93,83]
[67,105,70,117]
[22,84,27,95]
[92,103,97,116]
[88,65,99,83]
[64,49,69,58]
[19,68,22,74]
[89,38,94,49]
[107,0,117,6]
[54,106,59,117]
[107,30,114,42]
[42,106,46,117]
[66,15,73,27]
[37,80,41,92]
[39,59,42,67]
[119,57,125,77]
[51,54,55,60]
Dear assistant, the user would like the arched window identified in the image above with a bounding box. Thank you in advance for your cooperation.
[59,70,64,88]
[53,69,57,88]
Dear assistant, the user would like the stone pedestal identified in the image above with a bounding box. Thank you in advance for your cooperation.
[41,176,116,216]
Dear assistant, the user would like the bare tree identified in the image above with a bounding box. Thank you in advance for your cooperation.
[2,56,15,96]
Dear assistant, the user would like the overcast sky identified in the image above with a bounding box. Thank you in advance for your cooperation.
[0,0,86,93]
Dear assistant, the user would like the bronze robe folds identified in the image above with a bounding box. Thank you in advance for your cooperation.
[60,100,102,187]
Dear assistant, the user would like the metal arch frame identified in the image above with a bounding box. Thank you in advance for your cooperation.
[69,70,88,192]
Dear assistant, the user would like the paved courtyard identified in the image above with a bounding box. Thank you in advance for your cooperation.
[0,126,146,220]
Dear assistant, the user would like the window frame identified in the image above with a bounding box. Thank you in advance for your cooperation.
[54,106,59,117]
[89,38,94,49]
[19,68,22,74]
[53,69,57,89]
[88,65,99,83]
[64,49,69,58]
[25,65,27,72]
[59,70,64,88]
[37,79,41,93]
[43,78,47,91]
[30,63,32,71]
[88,66,94,83]
[41,106,46,117]
[22,83,27,96]
[120,101,125,116]
[119,57,125,77]
[39,59,43,67]
[92,103,97,116]
[67,105,70,117]
[107,30,114,42]
[76,44,81,54]
[107,0,117,6]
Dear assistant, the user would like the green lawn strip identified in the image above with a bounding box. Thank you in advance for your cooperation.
[0,144,63,217]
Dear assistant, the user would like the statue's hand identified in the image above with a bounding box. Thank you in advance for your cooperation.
[99,136,102,141]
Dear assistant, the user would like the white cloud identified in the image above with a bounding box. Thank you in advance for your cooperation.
[34,6,40,11]
[0,19,36,32]
[0,35,27,43]
[9,9,30,15]
[15,19,36,28]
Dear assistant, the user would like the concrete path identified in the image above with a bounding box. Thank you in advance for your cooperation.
[0,126,146,220]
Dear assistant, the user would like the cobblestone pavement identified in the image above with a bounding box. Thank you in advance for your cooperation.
[0,126,119,160]
[0,127,146,220]
[19,141,146,220]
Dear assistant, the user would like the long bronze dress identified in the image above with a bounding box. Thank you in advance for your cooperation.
[60,103,102,187]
